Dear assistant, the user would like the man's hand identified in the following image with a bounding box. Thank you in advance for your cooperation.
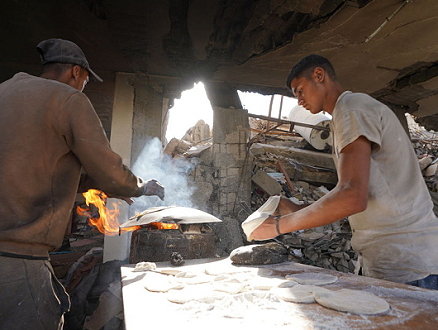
[250,197,306,241]
[143,179,165,200]
[250,215,282,241]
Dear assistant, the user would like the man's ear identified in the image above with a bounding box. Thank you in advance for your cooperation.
[313,67,325,82]
[71,65,81,81]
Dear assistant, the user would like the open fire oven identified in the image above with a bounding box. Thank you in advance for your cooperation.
[120,206,222,264]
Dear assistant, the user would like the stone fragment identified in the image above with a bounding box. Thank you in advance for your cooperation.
[425,163,438,176]
[419,156,433,170]
[252,169,282,196]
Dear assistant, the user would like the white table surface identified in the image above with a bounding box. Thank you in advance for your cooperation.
[121,257,438,330]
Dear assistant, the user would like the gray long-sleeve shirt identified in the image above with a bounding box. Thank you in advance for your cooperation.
[0,73,144,257]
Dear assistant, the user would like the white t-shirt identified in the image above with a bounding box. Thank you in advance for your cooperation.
[331,91,438,283]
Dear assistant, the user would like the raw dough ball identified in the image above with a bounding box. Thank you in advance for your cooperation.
[285,273,338,285]
[313,288,390,315]
[133,261,156,272]
[271,284,330,303]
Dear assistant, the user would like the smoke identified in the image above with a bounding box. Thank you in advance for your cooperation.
[129,137,195,214]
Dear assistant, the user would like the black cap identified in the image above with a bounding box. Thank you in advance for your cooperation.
[36,38,103,82]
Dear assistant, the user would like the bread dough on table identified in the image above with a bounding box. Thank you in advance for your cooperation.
[175,271,197,278]
[213,281,247,294]
[177,273,212,285]
[285,272,338,285]
[159,269,185,276]
[271,284,330,303]
[249,277,287,291]
[167,285,227,304]
[133,261,156,272]
[241,196,280,241]
[143,273,185,292]
[313,288,390,315]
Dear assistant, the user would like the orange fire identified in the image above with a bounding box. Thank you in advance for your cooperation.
[77,189,140,235]
[148,222,179,230]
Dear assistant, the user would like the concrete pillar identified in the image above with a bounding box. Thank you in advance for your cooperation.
[131,78,164,162]
[103,73,135,263]
[104,73,166,262]
[204,82,252,253]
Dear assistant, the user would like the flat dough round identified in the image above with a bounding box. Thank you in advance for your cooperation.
[144,279,184,292]
[144,273,184,292]
[167,285,226,304]
[177,273,212,285]
[213,282,246,294]
[285,273,337,285]
[271,284,330,303]
[313,288,390,315]
[241,195,280,241]
[250,277,286,291]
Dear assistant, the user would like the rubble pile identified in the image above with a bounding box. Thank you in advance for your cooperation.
[281,219,356,274]
[409,114,438,193]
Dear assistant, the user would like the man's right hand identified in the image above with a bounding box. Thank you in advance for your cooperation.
[142,179,165,200]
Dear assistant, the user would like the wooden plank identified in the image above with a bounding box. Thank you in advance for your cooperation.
[121,258,438,330]
[277,159,294,192]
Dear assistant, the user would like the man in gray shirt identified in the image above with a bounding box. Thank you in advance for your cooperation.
[251,54,438,289]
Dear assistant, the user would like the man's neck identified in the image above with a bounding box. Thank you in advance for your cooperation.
[40,72,69,86]
[324,83,345,115]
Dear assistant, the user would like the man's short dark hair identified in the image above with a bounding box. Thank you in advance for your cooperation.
[42,62,75,76]
[285,54,337,92]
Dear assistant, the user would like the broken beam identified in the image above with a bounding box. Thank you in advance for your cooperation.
[247,113,329,131]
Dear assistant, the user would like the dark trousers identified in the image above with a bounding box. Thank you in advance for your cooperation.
[406,274,438,290]
[0,256,70,330]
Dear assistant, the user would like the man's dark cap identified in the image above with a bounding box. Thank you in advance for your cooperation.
[36,38,103,82]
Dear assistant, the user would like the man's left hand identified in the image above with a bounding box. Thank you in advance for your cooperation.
[143,179,165,200]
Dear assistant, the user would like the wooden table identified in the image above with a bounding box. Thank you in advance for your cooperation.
[121,258,438,329]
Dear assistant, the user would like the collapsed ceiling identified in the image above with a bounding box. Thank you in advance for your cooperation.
[1,0,438,128]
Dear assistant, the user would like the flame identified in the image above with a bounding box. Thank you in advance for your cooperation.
[77,189,140,235]
[148,222,179,230]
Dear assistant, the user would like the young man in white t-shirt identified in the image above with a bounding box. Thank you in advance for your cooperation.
[250,54,438,289]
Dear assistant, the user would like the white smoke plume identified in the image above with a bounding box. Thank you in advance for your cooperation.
[129,137,195,215]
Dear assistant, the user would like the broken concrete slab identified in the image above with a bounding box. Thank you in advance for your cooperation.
[250,143,335,170]
[252,169,282,196]
[164,138,191,157]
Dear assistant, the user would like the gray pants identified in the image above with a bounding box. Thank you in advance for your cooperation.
[0,256,70,330]
[406,275,438,290]
[406,274,438,290]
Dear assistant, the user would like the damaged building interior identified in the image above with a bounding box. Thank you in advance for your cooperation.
[2,0,438,329]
